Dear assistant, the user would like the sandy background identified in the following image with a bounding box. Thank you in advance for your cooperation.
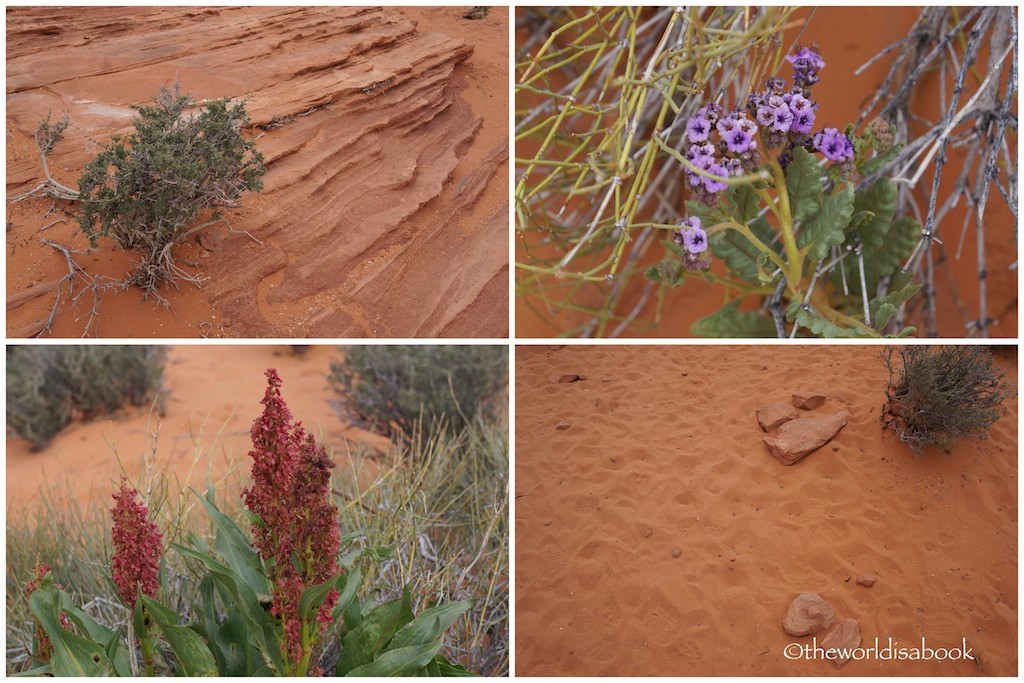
[515,344,1017,675]
[515,6,1017,338]
[7,6,508,338]
[6,345,390,513]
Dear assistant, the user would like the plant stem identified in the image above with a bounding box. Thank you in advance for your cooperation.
[767,157,803,283]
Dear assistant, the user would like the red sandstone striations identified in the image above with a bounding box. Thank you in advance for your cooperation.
[7,6,508,338]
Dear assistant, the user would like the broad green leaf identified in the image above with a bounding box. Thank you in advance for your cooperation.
[194,486,270,596]
[786,147,823,225]
[59,592,131,675]
[390,600,474,650]
[730,184,760,224]
[709,215,777,284]
[691,299,777,338]
[332,565,362,622]
[12,664,53,677]
[197,574,252,676]
[173,542,284,674]
[298,573,345,621]
[798,182,854,264]
[850,178,897,251]
[336,586,415,675]
[28,587,110,676]
[344,642,441,677]
[896,326,917,338]
[341,545,395,569]
[429,655,476,676]
[141,595,218,676]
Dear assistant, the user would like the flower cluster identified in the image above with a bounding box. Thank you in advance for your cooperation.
[243,369,340,674]
[684,103,762,206]
[787,45,827,90]
[813,127,855,163]
[747,77,818,151]
[111,479,163,609]
[673,216,712,272]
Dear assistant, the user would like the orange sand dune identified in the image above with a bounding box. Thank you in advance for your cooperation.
[515,344,1017,676]
[6,345,390,512]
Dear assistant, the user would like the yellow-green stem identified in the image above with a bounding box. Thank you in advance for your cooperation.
[767,157,802,283]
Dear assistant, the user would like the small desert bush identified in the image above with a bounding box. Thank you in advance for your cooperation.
[880,346,1015,453]
[77,82,265,297]
[328,345,508,441]
[6,345,167,450]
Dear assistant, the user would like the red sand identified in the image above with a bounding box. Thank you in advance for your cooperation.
[6,345,390,512]
[515,344,1017,675]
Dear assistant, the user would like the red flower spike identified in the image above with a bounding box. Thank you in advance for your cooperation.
[111,479,163,609]
[242,369,341,674]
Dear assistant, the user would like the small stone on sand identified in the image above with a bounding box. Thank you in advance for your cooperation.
[671,548,681,558]
[555,421,571,430]
[856,574,876,587]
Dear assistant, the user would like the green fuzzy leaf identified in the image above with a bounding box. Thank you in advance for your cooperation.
[709,215,777,284]
[691,299,777,338]
[141,595,218,676]
[874,303,898,331]
[850,178,897,252]
[794,309,876,338]
[858,143,903,177]
[798,182,855,264]
[344,642,441,677]
[848,210,874,229]
[869,283,921,329]
[786,147,823,225]
[390,600,474,651]
[336,586,415,675]
[730,185,760,224]
[896,326,917,338]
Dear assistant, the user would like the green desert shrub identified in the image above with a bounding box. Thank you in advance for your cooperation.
[328,346,508,440]
[6,345,167,449]
[880,346,1015,454]
[77,82,265,297]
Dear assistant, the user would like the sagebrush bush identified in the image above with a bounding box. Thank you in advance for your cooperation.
[880,346,1015,454]
[6,346,167,449]
[328,346,508,440]
[77,82,265,296]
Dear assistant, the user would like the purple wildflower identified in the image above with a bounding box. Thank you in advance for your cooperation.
[673,216,708,255]
[772,106,794,132]
[790,108,816,135]
[703,163,730,193]
[724,127,754,154]
[813,127,855,162]
[686,115,711,143]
